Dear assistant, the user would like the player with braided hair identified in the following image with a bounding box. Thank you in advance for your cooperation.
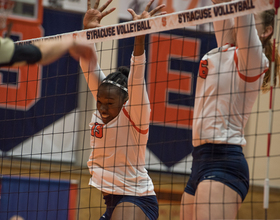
[180,1,280,220]
[80,0,165,219]
[98,66,130,119]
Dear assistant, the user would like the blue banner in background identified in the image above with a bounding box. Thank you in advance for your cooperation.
[0,176,73,220]
[0,9,83,154]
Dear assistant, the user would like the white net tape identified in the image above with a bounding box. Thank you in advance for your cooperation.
[17,0,274,45]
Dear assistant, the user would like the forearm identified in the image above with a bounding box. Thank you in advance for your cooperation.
[0,38,42,67]
[33,39,73,65]
[80,46,105,100]
[133,36,145,56]
[127,52,150,128]
[212,1,235,47]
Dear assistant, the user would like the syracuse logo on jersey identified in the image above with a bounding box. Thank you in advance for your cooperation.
[199,59,208,79]
[91,122,104,138]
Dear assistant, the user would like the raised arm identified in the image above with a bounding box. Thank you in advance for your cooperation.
[0,37,97,68]
[235,14,268,77]
[80,45,104,100]
[126,50,150,130]
[79,0,116,99]
[211,0,235,47]
[211,0,268,77]
[126,0,165,129]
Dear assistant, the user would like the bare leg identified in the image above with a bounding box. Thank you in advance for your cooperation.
[193,180,242,220]
[180,192,195,220]
[111,202,149,220]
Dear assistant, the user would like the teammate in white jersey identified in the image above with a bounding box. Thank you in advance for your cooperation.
[80,1,165,219]
[180,1,280,220]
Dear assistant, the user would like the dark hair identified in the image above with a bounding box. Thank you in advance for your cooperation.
[100,66,130,99]
[261,9,280,92]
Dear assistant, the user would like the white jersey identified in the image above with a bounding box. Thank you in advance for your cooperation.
[81,52,155,196]
[192,14,269,147]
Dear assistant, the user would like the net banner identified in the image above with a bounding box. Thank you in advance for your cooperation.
[20,0,274,45]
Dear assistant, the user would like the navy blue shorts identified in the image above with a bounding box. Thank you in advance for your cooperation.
[99,194,159,220]
[184,143,249,201]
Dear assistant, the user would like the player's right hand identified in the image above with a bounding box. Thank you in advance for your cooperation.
[69,43,97,64]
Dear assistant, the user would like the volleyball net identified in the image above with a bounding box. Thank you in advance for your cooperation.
[1,0,280,219]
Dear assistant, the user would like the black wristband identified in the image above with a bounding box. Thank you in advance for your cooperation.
[8,44,42,65]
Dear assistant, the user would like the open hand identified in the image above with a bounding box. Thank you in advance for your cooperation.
[127,0,166,21]
[83,0,116,29]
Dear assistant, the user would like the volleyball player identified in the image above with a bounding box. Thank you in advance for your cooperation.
[180,2,280,220]
[80,0,165,219]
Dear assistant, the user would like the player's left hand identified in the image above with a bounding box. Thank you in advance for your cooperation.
[83,0,116,29]
[127,0,166,21]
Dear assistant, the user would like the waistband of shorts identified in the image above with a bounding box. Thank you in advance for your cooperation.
[193,143,243,158]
